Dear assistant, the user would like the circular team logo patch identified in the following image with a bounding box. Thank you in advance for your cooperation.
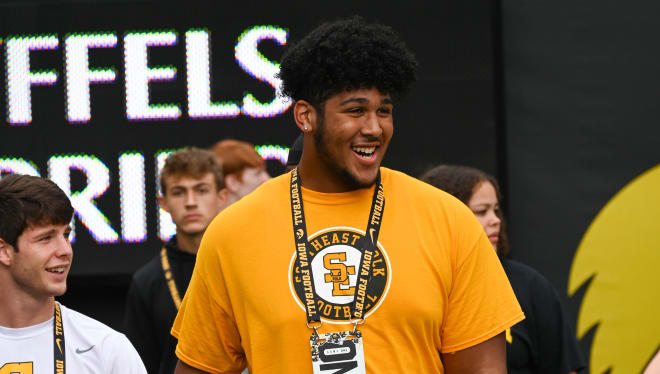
[289,226,392,324]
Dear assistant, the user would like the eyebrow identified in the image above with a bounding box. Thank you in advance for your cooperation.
[338,97,393,106]
[470,203,497,208]
[171,182,211,190]
[32,229,58,240]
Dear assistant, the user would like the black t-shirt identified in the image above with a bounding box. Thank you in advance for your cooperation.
[123,237,196,374]
[502,258,587,374]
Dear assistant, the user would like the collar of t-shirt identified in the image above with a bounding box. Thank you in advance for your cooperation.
[166,236,197,262]
[0,316,52,340]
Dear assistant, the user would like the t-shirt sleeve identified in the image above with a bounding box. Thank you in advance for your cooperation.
[170,226,247,373]
[440,204,524,353]
[102,332,148,374]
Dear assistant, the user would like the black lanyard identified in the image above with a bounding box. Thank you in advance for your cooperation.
[289,167,385,326]
[53,302,65,373]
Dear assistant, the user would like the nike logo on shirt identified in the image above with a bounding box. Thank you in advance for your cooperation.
[75,345,95,354]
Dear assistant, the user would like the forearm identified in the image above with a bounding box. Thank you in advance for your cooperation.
[442,332,507,374]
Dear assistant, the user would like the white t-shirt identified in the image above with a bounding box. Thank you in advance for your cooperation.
[0,303,146,374]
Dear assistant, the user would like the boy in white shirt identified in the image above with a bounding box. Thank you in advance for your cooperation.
[0,173,147,374]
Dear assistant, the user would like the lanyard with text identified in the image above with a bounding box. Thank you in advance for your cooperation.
[160,247,182,309]
[289,167,385,328]
[53,302,65,374]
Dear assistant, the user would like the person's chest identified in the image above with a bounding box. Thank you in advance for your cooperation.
[224,200,453,349]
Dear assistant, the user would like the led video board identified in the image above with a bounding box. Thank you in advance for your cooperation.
[0,1,497,276]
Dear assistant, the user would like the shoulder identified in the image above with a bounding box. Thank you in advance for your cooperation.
[501,259,552,286]
[130,253,163,287]
[61,304,120,338]
[61,305,145,369]
[382,167,444,195]
[382,167,482,230]
[61,304,129,351]
[501,258,561,303]
[381,167,466,209]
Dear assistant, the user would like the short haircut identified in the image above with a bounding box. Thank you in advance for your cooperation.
[0,174,74,249]
[420,165,510,257]
[159,147,224,195]
[277,16,417,109]
[210,139,265,180]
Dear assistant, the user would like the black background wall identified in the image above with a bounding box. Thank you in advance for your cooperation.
[0,0,498,332]
[500,1,660,372]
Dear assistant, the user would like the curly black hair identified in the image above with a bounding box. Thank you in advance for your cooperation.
[277,16,417,108]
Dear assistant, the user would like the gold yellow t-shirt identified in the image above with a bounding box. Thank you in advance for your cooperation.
[171,168,524,373]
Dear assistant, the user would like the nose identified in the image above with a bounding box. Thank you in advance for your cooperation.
[361,112,383,138]
[56,236,73,258]
[185,191,197,207]
[488,211,501,227]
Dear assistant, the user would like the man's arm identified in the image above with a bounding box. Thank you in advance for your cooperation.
[441,332,506,374]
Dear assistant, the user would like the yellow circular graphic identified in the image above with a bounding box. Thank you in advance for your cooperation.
[568,164,660,373]
[288,226,392,324]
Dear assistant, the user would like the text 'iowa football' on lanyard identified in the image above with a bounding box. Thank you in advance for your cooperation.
[289,167,385,327]
[53,302,66,374]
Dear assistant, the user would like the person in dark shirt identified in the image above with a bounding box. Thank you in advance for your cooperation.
[421,164,587,374]
[123,148,227,374]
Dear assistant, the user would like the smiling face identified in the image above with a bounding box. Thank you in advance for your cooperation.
[4,223,73,301]
[468,181,502,250]
[301,87,394,192]
[159,173,225,237]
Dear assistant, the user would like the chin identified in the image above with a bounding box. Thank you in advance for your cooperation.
[343,169,380,190]
[180,223,206,234]
[49,286,67,297]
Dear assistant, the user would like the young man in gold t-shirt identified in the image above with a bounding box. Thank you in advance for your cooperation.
[172,17,524,374]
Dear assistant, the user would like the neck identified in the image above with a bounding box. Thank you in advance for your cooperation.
[0,280,55,328]
[175,231,202,254]
[298,157,366,193]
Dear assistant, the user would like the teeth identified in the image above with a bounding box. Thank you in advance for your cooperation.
[46,267,65,274]
[352,146,376,156]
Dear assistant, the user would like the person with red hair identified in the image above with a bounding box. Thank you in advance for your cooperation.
[210,139,269,207]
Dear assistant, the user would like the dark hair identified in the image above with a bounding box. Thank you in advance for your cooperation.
[160,147,224,195]
[0,174,74,250]
[277,16,417,109]
[420,165,510,257]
